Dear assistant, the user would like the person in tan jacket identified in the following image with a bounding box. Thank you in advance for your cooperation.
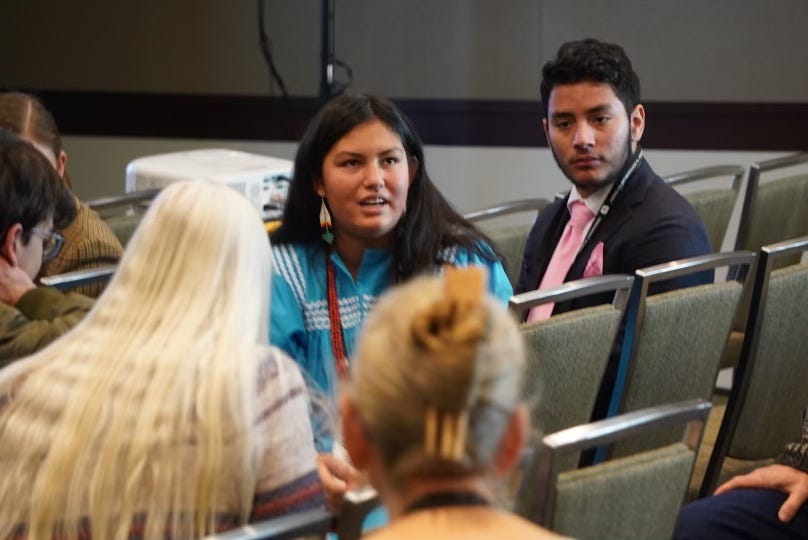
[0,91,123,297]
[0,129,92,365]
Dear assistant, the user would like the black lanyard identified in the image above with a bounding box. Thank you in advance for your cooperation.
[577,148,644,254]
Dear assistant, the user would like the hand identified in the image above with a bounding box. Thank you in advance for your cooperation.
[0,256,36,306]
[715,464,808,523]
[317,452,364,511]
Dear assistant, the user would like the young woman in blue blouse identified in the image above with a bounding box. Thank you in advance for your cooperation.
[271,94,511,398]
[270,94,512,509]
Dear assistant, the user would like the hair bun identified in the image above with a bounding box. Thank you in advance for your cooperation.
[410,266,487,358]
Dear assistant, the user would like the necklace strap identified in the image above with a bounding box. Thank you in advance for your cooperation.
[403,490,491,515]
[326,255,350,381]
[578,148,644,253]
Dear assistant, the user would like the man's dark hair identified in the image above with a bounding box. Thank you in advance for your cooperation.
[540,38,641,118]
[0,128,76,245]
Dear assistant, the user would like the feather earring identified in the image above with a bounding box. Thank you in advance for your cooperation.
[320,198,334,245]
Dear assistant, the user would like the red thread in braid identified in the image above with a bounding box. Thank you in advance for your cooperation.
[326,256,350,380]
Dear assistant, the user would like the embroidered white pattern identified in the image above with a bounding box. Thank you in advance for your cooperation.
[272,245,379,333]
[272,244,307,306]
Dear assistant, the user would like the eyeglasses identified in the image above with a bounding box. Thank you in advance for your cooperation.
[30,228,65,262]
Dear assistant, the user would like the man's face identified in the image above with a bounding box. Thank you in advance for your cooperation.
[543,81,645,197]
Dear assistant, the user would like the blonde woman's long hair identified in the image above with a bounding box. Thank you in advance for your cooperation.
[0,181,272,539]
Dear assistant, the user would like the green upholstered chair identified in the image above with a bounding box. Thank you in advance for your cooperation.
[606,252,756,459]
[104,212,145,247]
[509,274,633,513]
[510,274,634,442]
[664,164,745,251]
[519,399,711,540]
[40,191,160,291]
[721,153,808,370]
[735,153,808,262]
[700,237,808,497]
[88,189,159,247]
[464,198,550,288]
[484,223,535,288]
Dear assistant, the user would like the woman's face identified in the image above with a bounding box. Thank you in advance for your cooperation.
[317,119,416,250]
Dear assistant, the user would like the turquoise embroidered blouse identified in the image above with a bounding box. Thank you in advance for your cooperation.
[269,242,513,398]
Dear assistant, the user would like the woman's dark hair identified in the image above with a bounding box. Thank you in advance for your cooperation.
[0,129,76,244]
[540,38,641,119]
[0,91,73,188]
[272,94,500,281]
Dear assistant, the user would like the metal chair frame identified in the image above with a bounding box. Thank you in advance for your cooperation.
[87,188,160,217]
[663,164,745,192]
[699,236,808,497]
[40,265,117,291]
[527,399,712,529]
[734,152,808,253]
[463,198,549,223]
[606,251,757,420]
[508,274,634,317]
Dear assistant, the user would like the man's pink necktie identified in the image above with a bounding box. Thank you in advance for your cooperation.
[527,200,595,322]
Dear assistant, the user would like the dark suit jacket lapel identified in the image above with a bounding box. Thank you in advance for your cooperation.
[566,159,654,280]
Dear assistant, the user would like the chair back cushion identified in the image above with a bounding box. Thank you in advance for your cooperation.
[615,281,741,457]
[105,213,145,247]
[684,188,737,251]
[730,263,808,459]
[521,305,622,441]
[553,443,694,540]
[743,174,808,266]
[483,223,533,288]
[514,304,623,516]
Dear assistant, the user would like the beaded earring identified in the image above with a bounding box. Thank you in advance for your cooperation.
[320,198,334,245]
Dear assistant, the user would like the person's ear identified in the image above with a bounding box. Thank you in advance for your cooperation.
[630,104,646,147]
[314,176,327,198]
[542,117,551,143]
[408,156,419,185]
[340,393,371,469]
[56,150,68,179]
[494,405,528,476]
[1,223,23,267]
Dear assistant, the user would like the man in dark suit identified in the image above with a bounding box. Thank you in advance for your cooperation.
[516,38,712,315]
[516,39,713,422]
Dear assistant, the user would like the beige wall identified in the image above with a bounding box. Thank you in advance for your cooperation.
[62,132,779,253]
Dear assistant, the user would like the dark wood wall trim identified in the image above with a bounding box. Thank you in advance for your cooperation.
[18,89,808,151]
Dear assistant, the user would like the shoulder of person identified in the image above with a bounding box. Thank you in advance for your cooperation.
[258,344,303,374]
[254,345,309,395]
[270,242,326,281]
[637,175,703,218]
[16,286,93,312]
